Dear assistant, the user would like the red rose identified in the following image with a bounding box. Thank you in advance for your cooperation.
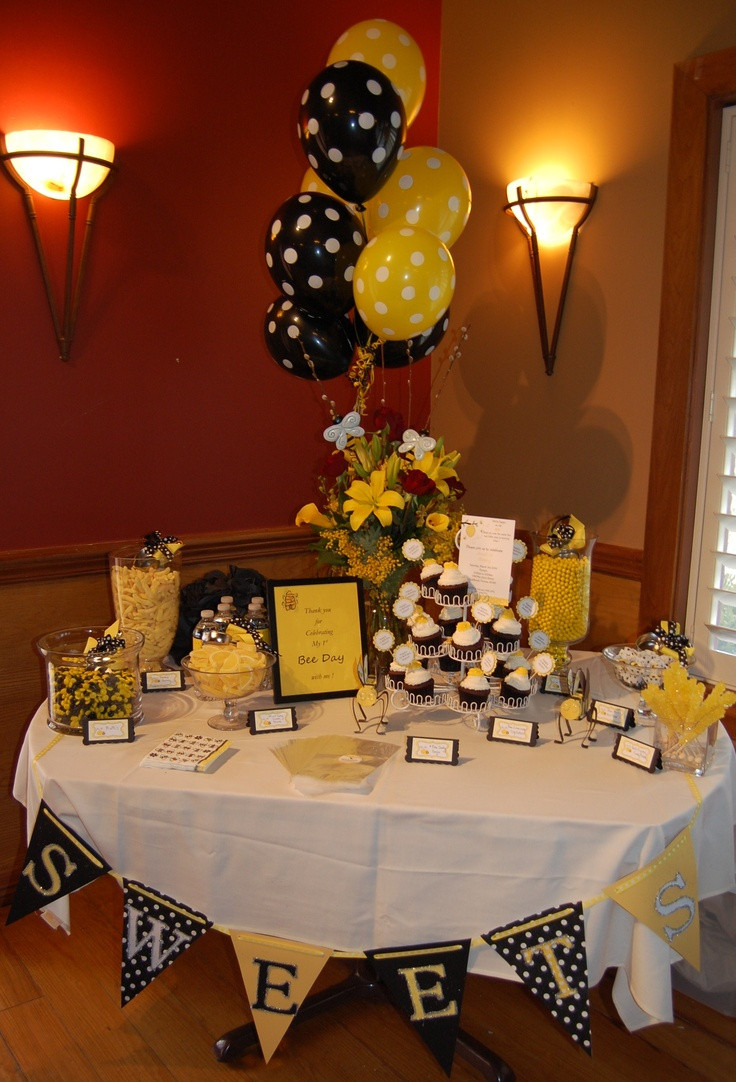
[403,470,436,496]
[373,406,405,442]
[323,451,348,479]
[447,477,466,499]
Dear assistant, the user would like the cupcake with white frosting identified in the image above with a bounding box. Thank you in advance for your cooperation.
[420,559,444,597]
[458,667,492,710]
[485,609,522,655]
[404,667,434,703]
[436,562,469,604]
[438,604,463,637]
[499,666,531,707]
[450,621,484,661]
[411,614,443,651]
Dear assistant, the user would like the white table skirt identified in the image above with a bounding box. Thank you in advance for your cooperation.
[13,654,736,1032]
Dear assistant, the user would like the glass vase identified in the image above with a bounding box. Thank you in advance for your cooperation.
[109,546,181,671]
[364,588,403,690]
[37,626,144,735]
[654,717,719,776]
[528,532,597,670]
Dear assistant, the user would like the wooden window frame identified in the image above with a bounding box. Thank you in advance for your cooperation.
[640,47,736,630]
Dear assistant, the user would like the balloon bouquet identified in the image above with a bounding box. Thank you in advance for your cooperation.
[263,18,471,421]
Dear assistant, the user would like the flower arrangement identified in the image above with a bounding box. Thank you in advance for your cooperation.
[296,407,465,606]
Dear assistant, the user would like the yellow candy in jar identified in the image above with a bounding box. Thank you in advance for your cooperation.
[528,551,591,643]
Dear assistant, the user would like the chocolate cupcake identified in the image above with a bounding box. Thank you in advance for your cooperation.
[411,614,443,651]
[500,666,531,707]
[404,668,435,703]
[458,667,492,710]
[436,562,469,603]
[450,621,483,661]
[438,604,463,637]
[419,559,443,597]
[486,609,522,655]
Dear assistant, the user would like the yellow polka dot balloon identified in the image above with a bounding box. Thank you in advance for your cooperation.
[353,225,455,340]
[328,19,426,128]
[366,146,472,247]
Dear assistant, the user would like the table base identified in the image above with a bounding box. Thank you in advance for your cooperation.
[213,961,515,1080]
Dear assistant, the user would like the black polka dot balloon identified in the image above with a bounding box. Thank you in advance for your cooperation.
[354,308,450,367]
[299,60,406,207]
[263,296,355,380]
[265,192,366,316]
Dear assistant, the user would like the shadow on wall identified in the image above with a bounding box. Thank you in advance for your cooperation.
[456,264,633,534]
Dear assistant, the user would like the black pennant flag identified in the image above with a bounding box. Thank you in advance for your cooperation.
[366,940,470,1076]
[6,801,111,925]
[483,901,592,1055]
[121,880,212,1005]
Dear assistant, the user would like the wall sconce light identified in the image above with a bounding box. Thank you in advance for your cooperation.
[1,129,116,362]
[503,177,597,375]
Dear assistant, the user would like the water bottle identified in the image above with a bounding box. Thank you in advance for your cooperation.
[219,594,238,618]
[246,597,272,687]
[192,609,217,650]
[213,603,233,635]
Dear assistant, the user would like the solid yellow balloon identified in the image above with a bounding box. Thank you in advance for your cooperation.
[353,225,455,340]
[366,146,472,247]
[328,19,426,127]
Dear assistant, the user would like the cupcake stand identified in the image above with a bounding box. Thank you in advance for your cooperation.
[374,582,552,730]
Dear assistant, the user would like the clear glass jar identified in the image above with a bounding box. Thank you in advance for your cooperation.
[528,532,597,670]
[37,626,144,735]
[654,717,719,775]
[109,546,181,671]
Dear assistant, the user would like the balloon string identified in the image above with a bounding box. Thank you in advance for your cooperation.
[423,324,469,432]
[300,340,338,422]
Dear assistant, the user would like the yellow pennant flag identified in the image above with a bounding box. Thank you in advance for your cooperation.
[229,931,332,1063]
[604,825,700,970]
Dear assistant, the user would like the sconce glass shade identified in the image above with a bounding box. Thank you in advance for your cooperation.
[3,130,115,200]
[505,177,595,246]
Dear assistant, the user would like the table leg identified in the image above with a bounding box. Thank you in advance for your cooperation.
[213,961,515,1081]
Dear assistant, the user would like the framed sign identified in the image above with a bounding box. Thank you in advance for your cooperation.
[268,578,367,703]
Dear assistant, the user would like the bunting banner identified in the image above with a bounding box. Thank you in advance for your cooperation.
[482,902,592,1055]
[365,940,470,1076]
[230,931,332,1063]
[6,800,111,925]
[121,880,211,1005]
[604,824,700,970]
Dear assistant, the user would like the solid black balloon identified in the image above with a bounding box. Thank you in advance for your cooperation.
[264,297,354,380]
[299,60,406,207]
[265,192,366,316]
[353,310,451,368]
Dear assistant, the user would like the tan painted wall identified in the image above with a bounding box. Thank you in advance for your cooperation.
[436,0,736,548]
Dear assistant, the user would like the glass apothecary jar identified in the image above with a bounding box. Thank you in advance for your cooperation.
[109,546,181,671]
[37,626,144,735]
[654,716,719,776]
[528,532,597,671]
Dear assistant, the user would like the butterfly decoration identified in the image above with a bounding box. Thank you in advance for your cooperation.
[398,428,436,461]
[323,412,364,450]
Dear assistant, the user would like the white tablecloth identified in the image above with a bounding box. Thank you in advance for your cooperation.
[13,655,736,1032]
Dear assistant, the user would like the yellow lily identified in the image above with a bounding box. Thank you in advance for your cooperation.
[342,470,404,530]
[295,502,332,529]
[426,513,450,532]
[412,452,458,496]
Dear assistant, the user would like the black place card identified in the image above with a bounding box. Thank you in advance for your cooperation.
[82,717,136,744]
[487,716,539,746]
[541,672,571,695]
[247,707,298,734]
[405,735,459,765]
[590,699,635,730]
[612,733,662,772]
[142,670,185,692]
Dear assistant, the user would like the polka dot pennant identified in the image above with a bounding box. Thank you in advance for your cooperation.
[353,225,455,340]
[121,880,211,1006]
[265,192,366,317]
[328,19,426,127]
[482,901,592,1055]
[299,60,405,207]
[366,146,472,247]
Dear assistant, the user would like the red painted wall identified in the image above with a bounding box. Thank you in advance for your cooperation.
[0,0,441,549]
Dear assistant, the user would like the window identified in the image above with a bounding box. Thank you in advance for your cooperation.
[687,105,736,687]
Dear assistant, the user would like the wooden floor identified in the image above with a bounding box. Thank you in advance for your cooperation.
[0,875,734,1081]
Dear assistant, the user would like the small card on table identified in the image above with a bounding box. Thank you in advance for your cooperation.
[487,716,539,746]
[247,707,298,734]
[83,717,136,745]
[612,733,662,772]
[405,736,459,765]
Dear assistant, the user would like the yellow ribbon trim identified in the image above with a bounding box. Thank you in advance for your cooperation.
[32,733,63,798]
